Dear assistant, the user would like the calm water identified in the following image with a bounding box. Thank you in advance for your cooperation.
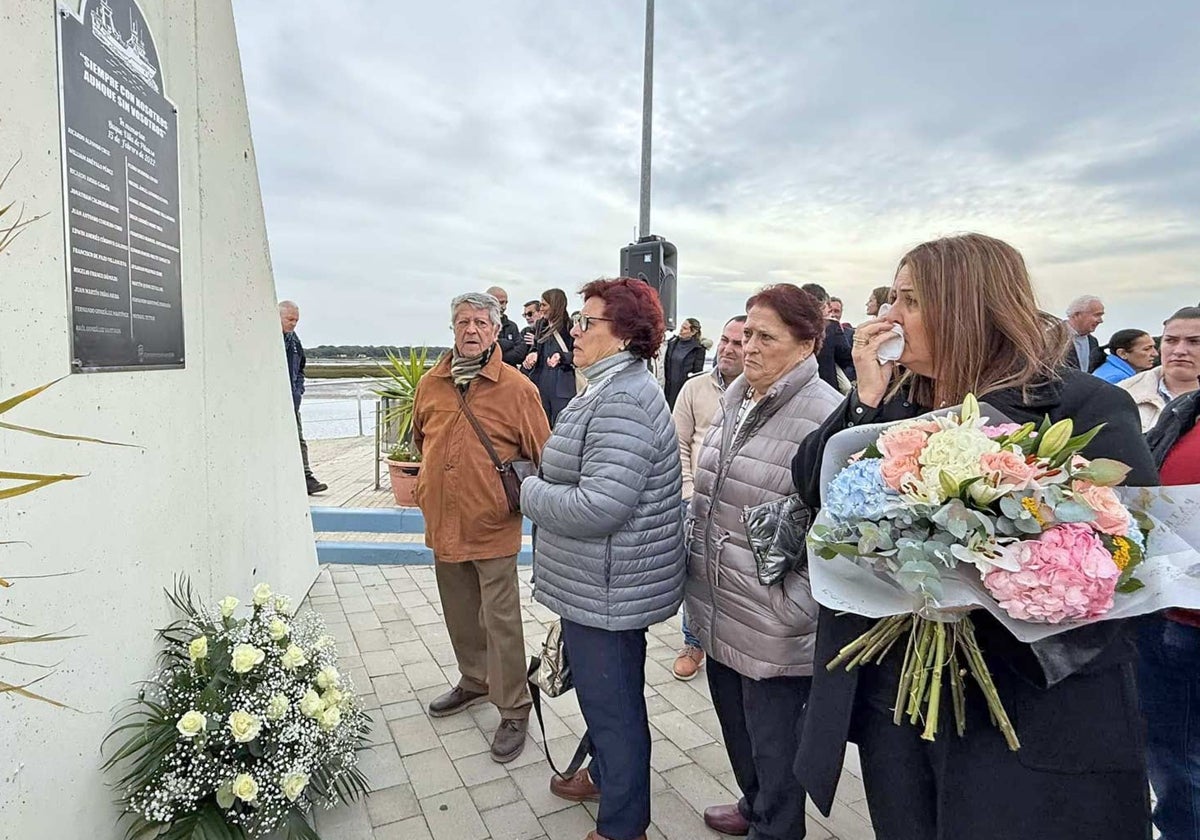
[299,380,379,440]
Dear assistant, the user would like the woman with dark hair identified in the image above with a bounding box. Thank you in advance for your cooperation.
[522,288,576,426]
[663,317,706,409]
[684,284,842,838]
[866,285,891,317]
[521,278,685,840]
[1093,328,1158,384]
[791,233,1157,840]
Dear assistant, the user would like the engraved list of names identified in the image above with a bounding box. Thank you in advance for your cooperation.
[58,0,183,371]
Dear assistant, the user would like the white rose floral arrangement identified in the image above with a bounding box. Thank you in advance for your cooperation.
[102,579,370,839]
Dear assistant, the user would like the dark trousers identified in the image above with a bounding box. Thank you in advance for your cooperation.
[542,395,571,428]
[1138,615,1200,840]
[294,408,312,477]
[561,619,651,840]
[707,657,811,840]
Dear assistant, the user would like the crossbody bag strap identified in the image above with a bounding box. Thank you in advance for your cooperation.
[526,657,591,780]
[453,386,505,471]
[552,328,569,358]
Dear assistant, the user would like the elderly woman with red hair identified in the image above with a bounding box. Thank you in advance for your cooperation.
[522,278,686,840]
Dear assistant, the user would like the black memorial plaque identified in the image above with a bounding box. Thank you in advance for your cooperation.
[58,0,183,371]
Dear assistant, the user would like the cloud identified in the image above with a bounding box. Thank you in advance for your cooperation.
[233,0,1199,346]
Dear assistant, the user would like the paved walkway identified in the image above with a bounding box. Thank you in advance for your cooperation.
[307,563,875,840]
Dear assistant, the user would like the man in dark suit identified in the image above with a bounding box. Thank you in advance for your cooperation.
[1064,295,1107,373]
[486,286,527,367]
[802,283,855,389]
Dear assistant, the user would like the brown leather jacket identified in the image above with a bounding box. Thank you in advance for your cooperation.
[413,348,551,562]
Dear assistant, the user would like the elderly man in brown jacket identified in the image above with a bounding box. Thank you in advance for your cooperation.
[412,291,551,762]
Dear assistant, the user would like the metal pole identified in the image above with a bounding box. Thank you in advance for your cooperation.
[638,0,654,239]
[357,392,363,436]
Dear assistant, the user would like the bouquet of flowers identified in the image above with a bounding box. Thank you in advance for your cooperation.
[807,395,1151,749]
[102,579,371,840]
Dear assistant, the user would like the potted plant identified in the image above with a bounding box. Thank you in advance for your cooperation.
[374,347,431,507]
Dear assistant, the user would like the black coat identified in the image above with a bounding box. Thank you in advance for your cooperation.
[815,320,854,388]
[1063,333,1107,374]
[530,319,576,400]
[1146,390,1200,467]
[790,370,1157,836]
[663,336,706,408]
[497,314,526,367]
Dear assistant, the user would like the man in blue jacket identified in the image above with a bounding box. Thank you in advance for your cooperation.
[280,300,327,495]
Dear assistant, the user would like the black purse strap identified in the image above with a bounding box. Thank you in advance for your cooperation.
[526,656,591,780]
[453,386,506,472]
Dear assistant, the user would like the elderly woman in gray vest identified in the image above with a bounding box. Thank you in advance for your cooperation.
[684,284,841,840]
[521,278,685,840]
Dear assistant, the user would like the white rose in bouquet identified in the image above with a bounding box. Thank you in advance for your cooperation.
[280,772,309,802]
[231,772,259,803]
[266,694,289,721]
[218,596,239,618]
[175,710,206,739]
[227,710,262,744]
[230,644,265,674]
[187,635,208,663]
[299,689,324,719]
[316,666,340,690]
[319,706,342,731]
[280,644,307,670]
[268,618,290,641]
[273,594,292,614]
[252,583,272,606]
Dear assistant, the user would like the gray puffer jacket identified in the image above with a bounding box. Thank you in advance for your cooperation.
[684,355,841,679]
[522,353,686,631]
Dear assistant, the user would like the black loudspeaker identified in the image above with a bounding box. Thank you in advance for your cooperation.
[620,236,677,330]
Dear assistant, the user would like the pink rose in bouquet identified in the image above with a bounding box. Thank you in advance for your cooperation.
[983,524,1120,623]
[979,450,1041,490]
[878,428,930,491]
[982,423,1024,439]
[1072,481,1131,536]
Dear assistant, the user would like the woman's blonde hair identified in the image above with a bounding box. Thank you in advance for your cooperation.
[895,233,1067,407]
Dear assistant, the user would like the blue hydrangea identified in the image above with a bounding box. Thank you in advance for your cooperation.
[825,459,898,523]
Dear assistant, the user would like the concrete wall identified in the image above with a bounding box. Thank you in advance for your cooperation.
[0,2,319,835]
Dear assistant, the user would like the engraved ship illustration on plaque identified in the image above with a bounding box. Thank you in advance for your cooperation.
[90,0,159,92]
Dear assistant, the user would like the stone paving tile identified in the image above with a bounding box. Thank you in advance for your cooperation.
[481,800,544,840]
[304,564,874,840]
[366,784,422,826]
[408,747,463,799]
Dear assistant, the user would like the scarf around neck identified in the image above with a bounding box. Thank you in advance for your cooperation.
[580,349,638,391]
[451,346,492,387]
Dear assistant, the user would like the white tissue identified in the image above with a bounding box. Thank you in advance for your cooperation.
[877,324,905,363]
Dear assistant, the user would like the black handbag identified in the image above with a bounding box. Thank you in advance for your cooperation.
[453,387,535,514]
[526,621,591,779]
[741,493,813,586]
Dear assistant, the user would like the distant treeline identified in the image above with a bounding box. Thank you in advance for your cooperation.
[306,345,451,360]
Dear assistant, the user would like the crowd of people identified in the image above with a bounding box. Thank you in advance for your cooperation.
[282,235,1199,840]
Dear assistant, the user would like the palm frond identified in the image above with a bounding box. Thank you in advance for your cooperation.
[0,674,75,709]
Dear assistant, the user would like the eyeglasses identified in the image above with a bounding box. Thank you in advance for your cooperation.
[572,313,613,332]
[523,310,537,319]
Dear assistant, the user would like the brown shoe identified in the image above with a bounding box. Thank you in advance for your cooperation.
[703,803,750,836]
[673,645,705,681]
[550,767,601,803]
[584,833,646,840]
[490,718,527,763]
[427,686,487,718]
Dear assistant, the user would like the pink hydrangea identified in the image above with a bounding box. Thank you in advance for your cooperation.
[983,524,1120,623]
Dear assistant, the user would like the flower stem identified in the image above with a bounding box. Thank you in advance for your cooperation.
[921,622,947,742]
[959,618,1021,751]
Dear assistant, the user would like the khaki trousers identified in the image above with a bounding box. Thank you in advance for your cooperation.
[434,554,531,719]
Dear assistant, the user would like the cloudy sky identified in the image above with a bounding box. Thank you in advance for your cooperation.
[232,0,1198,348]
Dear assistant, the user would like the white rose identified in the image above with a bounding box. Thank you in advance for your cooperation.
[280,772,309,802]
[273,594,292,614]
[268,618,290,641]
[252,583,272,606]
[188,635,208,663]
[231,644,265,674]
[231,772,259,803]
[299,689,324,718]
[266,694,290,721]
[315,666,340,690]
[176,710,207,739]
[227,710,262,744]
[321,687,345,710]
[280,644,307,670]
[318,705,342,731]
[218,596,239,618]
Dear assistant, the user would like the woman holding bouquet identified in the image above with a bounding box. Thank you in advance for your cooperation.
[684,284,842,839]
[790,233,1158,840]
